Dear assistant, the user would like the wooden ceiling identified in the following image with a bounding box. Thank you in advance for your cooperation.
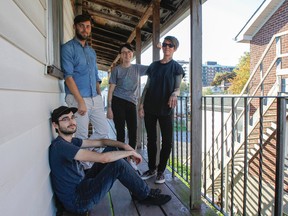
[74,0,192,71]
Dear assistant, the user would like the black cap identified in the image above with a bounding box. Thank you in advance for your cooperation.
[51,106,78,122]
[74,14,92,25]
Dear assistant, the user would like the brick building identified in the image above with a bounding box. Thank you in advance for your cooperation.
[235,0,288,210]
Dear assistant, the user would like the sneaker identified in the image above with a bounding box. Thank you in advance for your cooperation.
[141,169,156,180]
[155,172,165,184]
[139,189,171,205]
[131,188,161,201]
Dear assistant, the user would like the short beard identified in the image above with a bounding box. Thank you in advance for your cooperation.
[58,125,77,135]
[76,31,89,41]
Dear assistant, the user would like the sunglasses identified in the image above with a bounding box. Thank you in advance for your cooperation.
[162,43,175,48]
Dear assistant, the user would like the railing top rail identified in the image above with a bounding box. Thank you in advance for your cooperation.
[202,95,287,99]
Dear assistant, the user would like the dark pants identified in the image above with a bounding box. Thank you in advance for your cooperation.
[112,96,137,148]
[70,147,149,214]
[144,112,173,173]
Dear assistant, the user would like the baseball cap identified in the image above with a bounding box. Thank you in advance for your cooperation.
[51,106,78,122]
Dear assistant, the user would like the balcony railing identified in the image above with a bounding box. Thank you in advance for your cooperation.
[140,95,287,215]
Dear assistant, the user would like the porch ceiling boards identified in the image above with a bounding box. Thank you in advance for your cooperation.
[75,0,191,71]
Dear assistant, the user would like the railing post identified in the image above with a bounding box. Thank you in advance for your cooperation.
[220,97,224,212]
[274,97,286,215]
[211,97,215,204]
[203,97,207,197]
[230,97,235,215]
[243,97,248,216]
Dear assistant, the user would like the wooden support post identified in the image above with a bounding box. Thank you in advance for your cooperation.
[136,27,142,149]
[75,0,82,15]
[152,0,161,163]
[152,0,160,61]
[190,0,202,210]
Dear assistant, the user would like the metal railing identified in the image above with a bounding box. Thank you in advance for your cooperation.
[165,95,287,215]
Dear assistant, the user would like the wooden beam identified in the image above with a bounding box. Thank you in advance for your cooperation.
[87,9,138,29]
[190,0,202,210]
[75,0,82,15]
[136,27,142,149]
[109,1,155,71]
[84,0,147,19]
[152,0,160,61]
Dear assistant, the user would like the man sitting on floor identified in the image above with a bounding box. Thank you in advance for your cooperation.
[49,106,171,214]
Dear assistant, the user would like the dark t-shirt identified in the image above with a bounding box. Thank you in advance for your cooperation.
[144,60,184,116]
[49,136,84,209]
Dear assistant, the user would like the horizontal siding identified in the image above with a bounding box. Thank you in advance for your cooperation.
[0,0,46,63]
[39,0,47,10]
[0,37,63,93]
[13,0,46,36]
[0,121,56,215]
[0,0,73,215]
[0,89,65,145]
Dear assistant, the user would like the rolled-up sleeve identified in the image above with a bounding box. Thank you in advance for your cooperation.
[61,44,74,79]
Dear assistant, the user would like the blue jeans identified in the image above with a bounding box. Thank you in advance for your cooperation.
[71,148,150,214]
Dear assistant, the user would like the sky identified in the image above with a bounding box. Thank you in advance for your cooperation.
[140,0,264,67]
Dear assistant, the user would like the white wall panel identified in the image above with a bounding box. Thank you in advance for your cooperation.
[13,0,46,36]
[39,0,47,9]
[0,90,65,145]
[0,122,53,214]
[0,0,72,215]
[0,37,63,92]
[0,0,46,63]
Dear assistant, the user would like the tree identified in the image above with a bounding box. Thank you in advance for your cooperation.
[202,87,213,96]
[228,52,250,94]
[180,82,189,95]
[100,76,109,91]
[211,72,236,86]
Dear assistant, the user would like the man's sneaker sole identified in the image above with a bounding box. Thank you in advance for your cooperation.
[139,194,171,206]
[155,178,165,184]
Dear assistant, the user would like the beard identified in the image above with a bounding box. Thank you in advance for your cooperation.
[58,124,77,135]
[76,30,90,41]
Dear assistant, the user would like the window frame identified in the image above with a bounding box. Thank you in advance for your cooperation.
[46,0,64,79]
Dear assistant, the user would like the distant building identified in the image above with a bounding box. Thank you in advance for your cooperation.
[177,60,190,83]
[202,61,235,86]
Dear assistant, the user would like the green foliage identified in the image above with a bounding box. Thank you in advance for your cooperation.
[100,77,109,91]
[202,87,213,95]
[180,82,189,95]
[211,72,236,86]
[228,52,250,94]
[167,159,190,186]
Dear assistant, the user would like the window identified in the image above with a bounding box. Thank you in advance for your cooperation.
[46,0,64,79]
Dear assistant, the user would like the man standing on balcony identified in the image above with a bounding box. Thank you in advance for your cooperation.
[49,106,171,214]
[139,36,184,184]
[61,14,109,170]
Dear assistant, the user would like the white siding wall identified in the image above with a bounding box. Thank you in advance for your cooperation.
[0,0,73,215]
